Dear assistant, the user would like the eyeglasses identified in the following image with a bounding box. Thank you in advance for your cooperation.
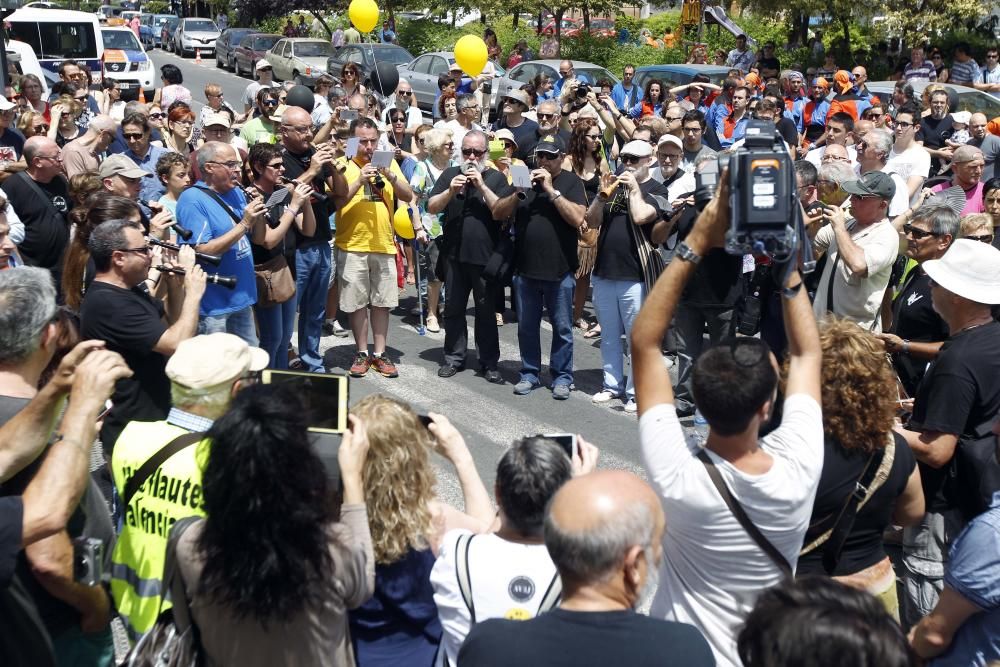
[658,153,681,161]
[119,246,152,256]
[903,223,940,239]
[461,147,486,157]
[620,154,644,164]
[397,90,412,96]
[895,121,914,129]
[965,233,995,243]
[208,160,242,170]
[149,112,165,119]
[266,161,284,169]
[538,113,557,120]
[36,153,62,162]
[123,132,145,140]
[989,54,1000,59]
[666,115,684,122]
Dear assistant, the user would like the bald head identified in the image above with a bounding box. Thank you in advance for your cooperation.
[281,105,311,126]
[821,143,850,164]
[971,112,988,140]
[23,136,56,164]
[89,114,116,134]
[853,119,874,140]
[544,470,664,601]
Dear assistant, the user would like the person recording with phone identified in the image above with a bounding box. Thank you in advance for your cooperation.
[248,143,317,369]
[333,117,413,379]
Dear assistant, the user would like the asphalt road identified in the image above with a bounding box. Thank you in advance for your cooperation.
[147,45,692,507]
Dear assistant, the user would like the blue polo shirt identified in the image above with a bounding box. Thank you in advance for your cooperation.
[611,82,641,112]
[176,182,256,317]
[124,144,169,203]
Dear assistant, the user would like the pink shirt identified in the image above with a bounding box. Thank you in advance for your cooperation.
[931,180,985,216]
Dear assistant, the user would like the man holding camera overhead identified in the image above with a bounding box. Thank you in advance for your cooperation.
[490,134,586,400]
[333,117,414,379]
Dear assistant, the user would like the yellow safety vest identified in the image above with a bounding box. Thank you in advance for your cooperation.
[109,420,209,640]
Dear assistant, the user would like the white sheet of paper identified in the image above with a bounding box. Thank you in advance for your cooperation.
[371,150,394,169]
[510,164,532,189]
[345,137,360,159]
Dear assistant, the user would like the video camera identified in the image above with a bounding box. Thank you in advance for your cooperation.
[694,120,799,261]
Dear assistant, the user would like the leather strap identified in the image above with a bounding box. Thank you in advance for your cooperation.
[122,432,205,508]
[821,444,889,574]
[194,185,241,223]
[697,449,793,577]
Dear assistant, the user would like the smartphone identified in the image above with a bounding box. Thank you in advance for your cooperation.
[260,369,349,434]
[542,433,577,459]
[488,139,505,161]
[339,109,359,121]
[417,414,433,429]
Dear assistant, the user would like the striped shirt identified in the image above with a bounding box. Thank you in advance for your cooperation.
[904,60,937,83]
[950,58,982,85]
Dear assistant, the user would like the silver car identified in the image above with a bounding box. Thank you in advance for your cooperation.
[492,60,620,115]
[866,80,1000,117]
[267,38,335,87]
[174,17,220,58]
[399,51,506,114]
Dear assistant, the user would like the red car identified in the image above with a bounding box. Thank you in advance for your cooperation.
[233,32,282,78]
[538,17,581,37]
[587,18,616,38]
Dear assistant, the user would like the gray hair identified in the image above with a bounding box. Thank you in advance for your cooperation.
[0,267,57,366]
[196,141,231,172]
[457,93,478,111]
[88,219,143,272]
[544,498,656,584]
[818,160,855,187]
[538,99,560,115]
[421,127,453,153]
[171,381,232,413]
[865,128,893,160]
[463,129,487,149]
[913,202,961,238]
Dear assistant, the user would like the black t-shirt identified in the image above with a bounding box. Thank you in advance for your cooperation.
[0,172,70,270]
[890,268,949,397]
[282,146,332,246]
[919,113,954,149]
[0,497,21,588]
[756,56,781,73]
[518,128,573,168]
[776,116,799,148]
[429,165,507,266]
[798,432,916,576]
[676,205,745,306]
[79,281,170,451]
[250,196,296,265]
[0,128,25,159]
[496,117,539,157]
[499,169,586,281]
[594,179,669,282]
[910,320,1000,510]
[458,608,714,667]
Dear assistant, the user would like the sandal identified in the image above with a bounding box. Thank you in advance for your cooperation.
[583,324,602,339]
[575,318,591,331]
[406,272,416,285]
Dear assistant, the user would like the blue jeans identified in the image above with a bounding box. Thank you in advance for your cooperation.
[296,243,332,372]
[199,306,258,346]
[592,276,644,401]
[255,297,296,369]
[513,272,574,386]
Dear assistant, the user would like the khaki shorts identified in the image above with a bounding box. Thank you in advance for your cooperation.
[336,248,398,312]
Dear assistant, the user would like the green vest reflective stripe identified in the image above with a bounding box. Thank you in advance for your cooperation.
[109,420,209,639]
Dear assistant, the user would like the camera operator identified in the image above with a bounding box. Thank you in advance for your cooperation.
[811,171,899,332]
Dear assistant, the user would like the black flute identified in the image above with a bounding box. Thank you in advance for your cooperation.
[148,237,222,266]
[154,265,238,289]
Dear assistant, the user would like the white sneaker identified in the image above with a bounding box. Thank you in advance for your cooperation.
[624,399,638,414]
[592,390,617,404]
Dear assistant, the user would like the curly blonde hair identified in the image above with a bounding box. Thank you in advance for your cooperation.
[352,394,437,564]
[813,318,897,452]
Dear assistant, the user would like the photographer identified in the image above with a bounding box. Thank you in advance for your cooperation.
[632,168,823,667]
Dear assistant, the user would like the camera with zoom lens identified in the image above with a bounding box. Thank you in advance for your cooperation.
[73,537,104,586]
[694,120,798,259]
[575,83,591,99]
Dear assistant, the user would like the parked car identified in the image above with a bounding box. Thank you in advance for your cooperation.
[587,18,616,38]
[95,5,122,23]
[233,32,281,78]
[527,16,581,36]
[399,51,507,113]
[325,43,412,87]
[632,64,731,94]
[5,39,51,99]
[215,27,254,70]
[142,13,176,48]
[490,59,618,114]
[101,26,154,100]
[866,80,1000,118]
[173,17,220,57]
[267,38,335,87]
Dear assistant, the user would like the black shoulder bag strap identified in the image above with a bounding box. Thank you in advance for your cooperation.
[122,432,205,508]
[14,171,63,219]
[696,450,793,577]
[193,185,241,223]
[820,446,887,574]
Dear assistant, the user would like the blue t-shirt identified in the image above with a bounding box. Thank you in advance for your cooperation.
[932,492,1000,666]
[124,144,169,203]
[611,82,641,112]
[176,182,256,317]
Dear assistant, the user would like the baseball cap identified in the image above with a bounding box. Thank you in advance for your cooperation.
[165,333,269,391]
[255,59,272,71]
[503,89,531,108]
[203,112,231,129]
[656,135,683,151]
[98,154,148,180]
[0,96,15,112]
[842,171,896,200]
[952,145,984,163]
[621,140,653,158]
[533,134,566,155]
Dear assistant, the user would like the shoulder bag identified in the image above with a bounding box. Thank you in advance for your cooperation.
[123,516,203,667]
[622,192,665,294]
[696,450,793,577]
[946,417,1000,522]
[799,437,895,574]
[122,432,205,509]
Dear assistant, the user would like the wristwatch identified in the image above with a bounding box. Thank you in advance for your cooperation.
[550,189,563,202]
[676,242,701,264]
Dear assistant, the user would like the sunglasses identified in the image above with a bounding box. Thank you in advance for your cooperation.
[538,113,557,120]
[966,233,995,243]
[535,151,560,160]
[124,132,145,140]
[461,147,486,157]
[903,223,940,239]
[263,100,279,107]
[620,155,644,164]
[149,112,165,119]
[397,90,412,96]
[35,124,49,132]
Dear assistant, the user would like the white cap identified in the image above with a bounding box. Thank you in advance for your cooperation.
[165,333,270,391]
[255,59,272,71]
[922,239,1000,304]
[0,96,15,112]
[657,134,683,150]
[620,140,653,158]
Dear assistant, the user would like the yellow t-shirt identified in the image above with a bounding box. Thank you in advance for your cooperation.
[335,158,404,254]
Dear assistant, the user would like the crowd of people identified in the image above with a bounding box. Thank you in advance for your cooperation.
[0,24,999,667]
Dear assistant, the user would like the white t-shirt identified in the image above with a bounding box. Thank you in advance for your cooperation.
[811,218,899,331]
[885,143,931,204]
[241,80,281,110]
[639,395,824,667]
[431,530,559,665]
[804,144,858,170]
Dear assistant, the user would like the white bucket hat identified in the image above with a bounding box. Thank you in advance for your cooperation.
[922,239,1000,304]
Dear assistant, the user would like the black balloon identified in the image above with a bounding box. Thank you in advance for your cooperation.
[369,61,399,97]
[286,85,315,112]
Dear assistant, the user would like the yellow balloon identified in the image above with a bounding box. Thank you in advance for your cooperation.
[348,0,379,33]
[393,206,415,239]
[454,35,488,77]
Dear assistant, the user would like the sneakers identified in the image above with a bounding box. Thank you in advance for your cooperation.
[349,352,370,377]
[513,380,540,395]
[592,390,618,404]
[370,354,399,378]
[425,315,440,333]
[624,399,638,414]
[552,384,571,400]
[484,369,503,384]
[323,320,349,337]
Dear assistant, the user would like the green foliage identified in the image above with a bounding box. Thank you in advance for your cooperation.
[642,10,681,36]
[143,0,169,13]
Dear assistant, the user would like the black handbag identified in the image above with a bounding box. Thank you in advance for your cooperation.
[946,418,1000,522]
[482,226,514,285]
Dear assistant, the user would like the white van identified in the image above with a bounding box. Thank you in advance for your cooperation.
[5,8,104,85]
[5,39,52,98]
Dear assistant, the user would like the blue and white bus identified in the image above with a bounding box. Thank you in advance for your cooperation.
[6,8,104,84]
